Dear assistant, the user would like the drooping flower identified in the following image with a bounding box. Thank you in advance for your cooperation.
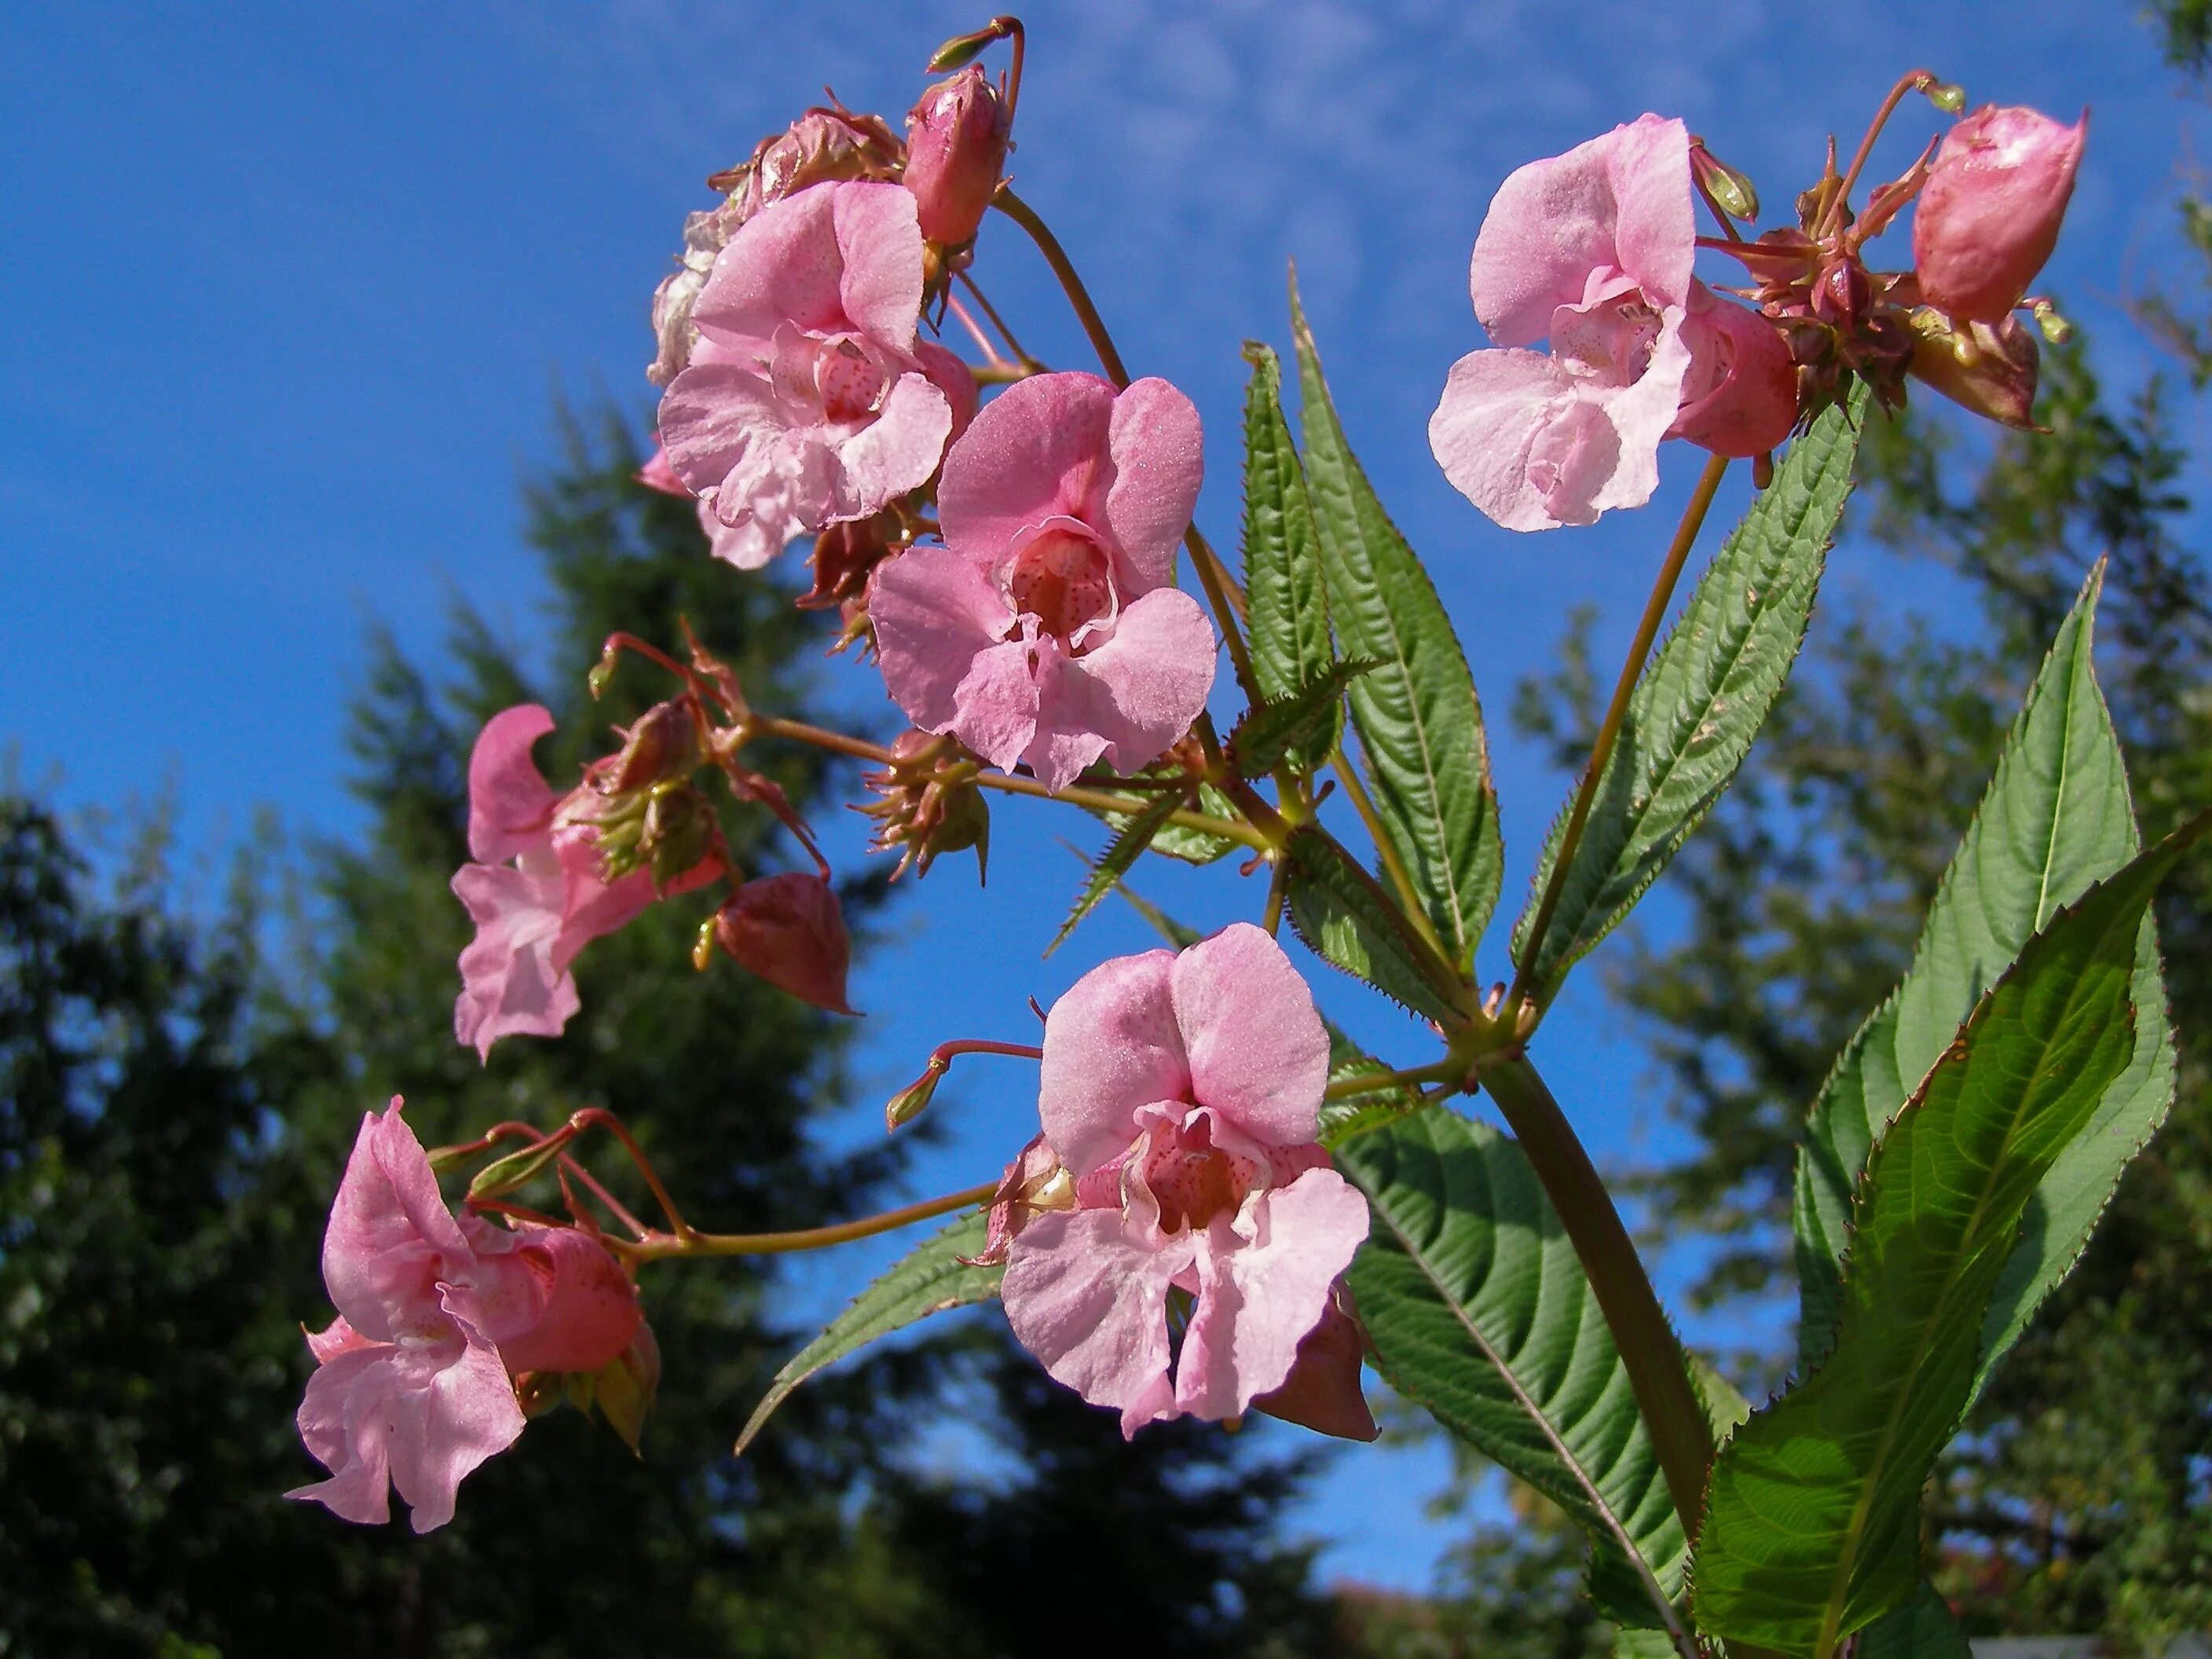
[451,705,666,1060]
[1913,105,2086,324]
[998,925,1372,1437]
[288,1101,644,1531]
[870,371,1216,792]
[657,181,976,570]
[1669,280,1801,459]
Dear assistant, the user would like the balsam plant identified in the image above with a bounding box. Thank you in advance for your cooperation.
[284,22,2193,1659]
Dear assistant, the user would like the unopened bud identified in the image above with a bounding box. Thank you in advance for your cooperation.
[2031,297,2073,345]
[599,699,701,796]
[1690,141,1760,222]
[692,915,717,972]
[640,782,716,890]
[904,65,1011,247]
[468,1137,569,1202]
[800,516,897,611]
[594,1324,660,1455]
[885,1059,947,1130]
[1913,104,2087,323]
[588,643,619,700]
[1924,79,1968,115]
[712,871,857,1014]
[927,21,1005,71]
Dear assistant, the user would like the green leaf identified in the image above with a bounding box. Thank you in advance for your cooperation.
[1340,1106,1690,1636]
[734,1212,1002,1455]
[1510,390,1862,994]
[1229,657,1379,778]
[1856,1584,1972,1659]
[1289,273,1501,965]
[1087,777,1240,865]
[1690,821,2205,1657]
[1049,790,1187,954]
[1793,564,2174,1391]
[1283,826,1466,1025]
[1113,881,1202,948]
[1241,340,1339,765]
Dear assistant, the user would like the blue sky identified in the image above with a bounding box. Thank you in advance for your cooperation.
[3,0,2199,1595]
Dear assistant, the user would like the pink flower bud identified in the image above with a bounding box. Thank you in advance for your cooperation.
[903,65,1010,247]
[713,871,857,1014]
[1907,310,2042,430]
[1912,105,2086,324]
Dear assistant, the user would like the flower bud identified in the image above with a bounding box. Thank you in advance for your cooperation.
[712,871,857,1014]
[1690,141,1760,222]
[597,699,701,797]
[884,1058,947,1131]
[1912,104,2086,324]
[903,66,1010,247]
[799,515,898,611]
[1907,308,2042,429]
[592,1324,660,1454]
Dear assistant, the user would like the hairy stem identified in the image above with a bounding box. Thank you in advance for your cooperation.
[1508,452,1728,1013]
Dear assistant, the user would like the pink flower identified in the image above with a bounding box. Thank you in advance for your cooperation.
[870,372,1216,792]
[288,1101,645,1531]
[636,441,778,568]
[657,181,975,569]
[999,925,1371,1436]
[1430,115,1698,530]
[450,705,660,1060]
[1669,281,1800,459]
[904,65,1010,247]
[1913,104,2087,324]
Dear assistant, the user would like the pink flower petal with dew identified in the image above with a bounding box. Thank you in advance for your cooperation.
[1470,113,1694,347]
[1001,1207,1190,1437]
[1025,586,1217,791]
[548,826,657,973]
[698,497,782,569]
[1038,948,1190,1174]
[871,544,1035,753]
[912,339,980,438]
[830,181,927,350]
[1174,1168,1370,1423]
[320,1101,478,1343]
[1672,283,1800,459]
[488,1227,643,1375]
[832,370,953,516]
[937,372,1119,569]
[692,182,848,350]
[1169,922,1330,1149]
[1097,377,1206,590]
[658,361,834,537]
[452,861,579,1060]
[466,705,558,864]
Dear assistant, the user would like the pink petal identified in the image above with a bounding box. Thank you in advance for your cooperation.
[1584,310,1692,515]
[937,371,1119,569]
[487,1227,643,1376]
[831,180,926,350]
[549,827,657,973]
[635,444,689,497]
[452,861,580,1060]
[304,1316,372,1365]
[1169,923,1329,1148]
[1470,113,1694,347]
[832,370,953,515]
[698,497,782,569]
[1099,376,1206,591]
[466,705,558,864]
[1030,587,1217,791]
[912,338,980,438]
[320,1101,478,1344]
[1428,348,1586,531]
[1252,1292,1378,1441]
[1174,1169,1370,1422]
[1038,948,1190,1175]
[693,181,846,350]
[1672,283,1800,459]
[658,360,833,544]
[1001,1207,1190,1438]
[870,545,1038,767]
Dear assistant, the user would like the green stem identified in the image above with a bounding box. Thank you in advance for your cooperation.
[621,1182,999,1265]
[1508,453,1728,1014]
[1321,1059,1457,1101]
[1482,1057,1713,1535]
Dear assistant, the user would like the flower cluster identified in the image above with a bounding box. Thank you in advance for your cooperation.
[284,20,2096,1557]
